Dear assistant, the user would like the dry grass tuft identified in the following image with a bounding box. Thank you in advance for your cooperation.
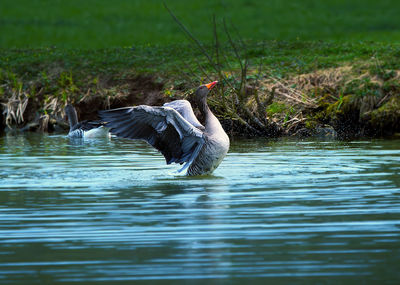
[1,92,29,129]
[259,66,353,109]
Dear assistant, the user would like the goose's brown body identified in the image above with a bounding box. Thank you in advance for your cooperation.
[65,104,108,138]
[187,132,229,175]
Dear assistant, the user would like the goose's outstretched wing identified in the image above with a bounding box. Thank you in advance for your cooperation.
[99,106,205,171]
[163,100,204,130]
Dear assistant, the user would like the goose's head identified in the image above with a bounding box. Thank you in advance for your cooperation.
[64,104,75,116]
[194,81,218,105]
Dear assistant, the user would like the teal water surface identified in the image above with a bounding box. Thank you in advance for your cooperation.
[0,134,399,284]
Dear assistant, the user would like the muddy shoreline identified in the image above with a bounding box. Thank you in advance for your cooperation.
[1,69,399,140]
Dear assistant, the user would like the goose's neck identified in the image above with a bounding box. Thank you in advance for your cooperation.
[198,99,223,134]
[66,107,79,128]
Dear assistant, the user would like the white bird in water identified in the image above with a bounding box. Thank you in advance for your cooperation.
[65,104,109,138]
[99,81,229,176]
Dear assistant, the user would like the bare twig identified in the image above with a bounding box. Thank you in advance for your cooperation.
[213,15,220,69]
[223,19,243,76]
[164,2,234,91]
[164,3,274,135]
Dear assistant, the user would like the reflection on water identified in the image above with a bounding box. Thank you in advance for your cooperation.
[0,133,399,284]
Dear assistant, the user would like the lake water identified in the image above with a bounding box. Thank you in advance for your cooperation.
[0,134,399,284]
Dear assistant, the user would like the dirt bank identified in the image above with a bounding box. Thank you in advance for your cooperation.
[1,66,399,139]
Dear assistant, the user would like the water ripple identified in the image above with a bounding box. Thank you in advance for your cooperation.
[0,134,399,284]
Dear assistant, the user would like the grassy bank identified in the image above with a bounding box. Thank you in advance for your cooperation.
[1,1,400,137]
[1,40,400,138]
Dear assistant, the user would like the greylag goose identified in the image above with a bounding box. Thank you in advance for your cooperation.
[99,81,229,176]
[65,104,109,138]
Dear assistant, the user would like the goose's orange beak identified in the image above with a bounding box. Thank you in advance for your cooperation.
[205,81,218,90]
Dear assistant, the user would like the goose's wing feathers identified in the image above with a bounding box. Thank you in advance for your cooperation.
[163,100,204,130]
[71,120,105,132]
[99,106,205,168]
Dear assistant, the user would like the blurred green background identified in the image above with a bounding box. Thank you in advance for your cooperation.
[1,0,400,48]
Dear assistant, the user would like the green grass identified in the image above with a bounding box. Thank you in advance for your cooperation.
[1,0,400,137]
[2,41,400,80]
[1,41,400,109]
[2,0,400,78]
[2,0,400,48]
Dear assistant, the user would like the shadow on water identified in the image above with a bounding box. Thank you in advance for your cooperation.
[0,133,399,284]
